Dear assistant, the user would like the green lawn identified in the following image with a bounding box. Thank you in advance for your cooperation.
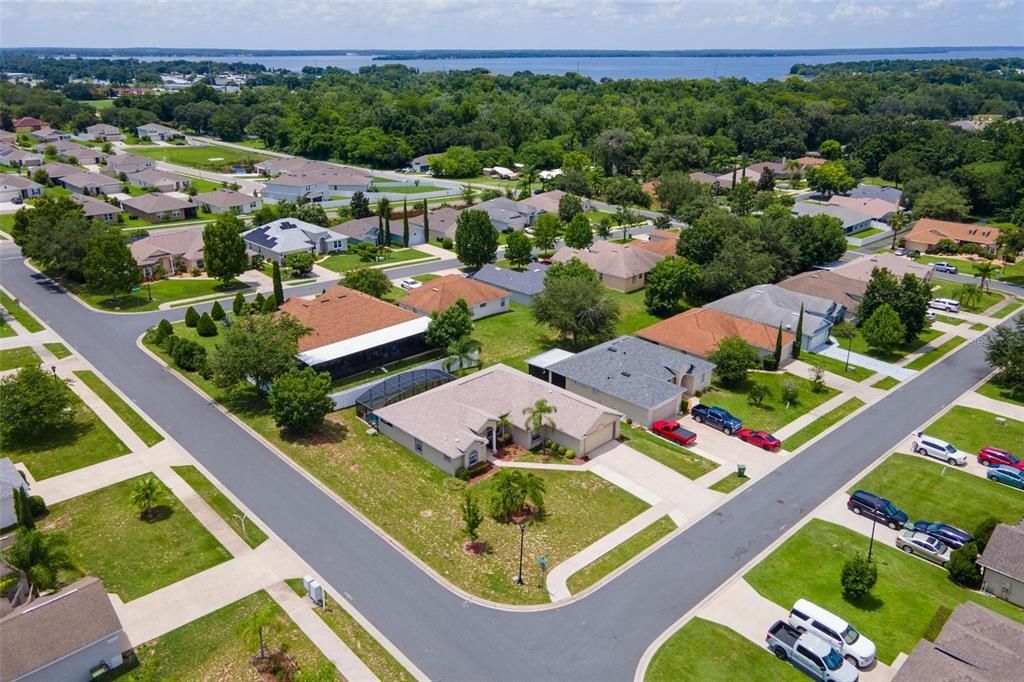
[620,424,719,480]
[126,144,272,172]
[0,290,44,332]
[925,405,1023,455]
[172,465,268,549]
[70,278,247,312]
[701,372,840,434]
[124,590,338,681]
[311,591,416,682]
[0,321,17,338]
[904,336,966,370]
[746,519,1024,664]
[992,301,1022,319]
[849,226,884,238]
[976,377,1024,407]
[41,476,231,601]
[370,184,446,194]
[970,322,989,331]
[646,618,802,682]
[473,302,564,371]
[43,342,72,359]
[74,369,164,447]
[850,454,1024,531]
[807,352,874,382]
[709,472,751,493]
[605,288,664,334]
[84,99,115,109]
[914,255,1024,286]
[318,248,437,273]
[566,516,676,594]
[929,280,1003,313]
[935,314,964,326]
[0,346,40,371]
[872,375,901,390]
[413,273,440,282]
[847,327,941,363]
[782,397,865,452]
[0,385,129,479]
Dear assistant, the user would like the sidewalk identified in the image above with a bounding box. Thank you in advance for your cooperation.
[956,389,1024,421]
[60,361,148,452]
[774,391,865,441]
[815,343,916,381]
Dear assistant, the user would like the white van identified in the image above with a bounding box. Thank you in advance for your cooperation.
[928,298,960,313]
[788,599,876,668]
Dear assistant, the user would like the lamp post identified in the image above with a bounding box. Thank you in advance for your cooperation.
[867,515,877,562]
[51,365,57,382]
[516,521,526,586]
[145,271,153,301]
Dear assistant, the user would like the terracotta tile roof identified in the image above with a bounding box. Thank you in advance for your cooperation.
[629,231,678,257]
[777,270,867,314]
[552,241,664,279]
[904,218,1000,246]
[637,307,794,357]
[795,156,826,167]
[12,116,46,128]
[279,285,423,353]
[399,274,508,314]
[831,253,932,283]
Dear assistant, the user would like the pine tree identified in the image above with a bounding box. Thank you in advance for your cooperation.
[196,312,218,337]
[773,324,783,368]
[233,292,245,316]
[272,260,284,306]
[184,306,199,328]
[402,199,410,248]
[793,304,804,360]
[210,300,225,321]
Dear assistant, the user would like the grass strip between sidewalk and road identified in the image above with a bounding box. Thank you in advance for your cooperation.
[903,335,966,371]
[871,375,900,390]
[620,424,719,480]
[43,342,72,359]
[807,353,874,382]
[782,397,865,452]
[991,301,1022,319]
[172,465,269,549]
[970,322,988,331]
[566,516,677,594]
[709,472,752,494]
[0,290,44,332]
[74,370,164,447]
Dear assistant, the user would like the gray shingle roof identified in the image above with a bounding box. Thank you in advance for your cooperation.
[472,263,549,296]
[705,284,838,335]
[791,201,872,230]
[242,218,346,254]
[850,184,903,204]
[0,457,24,493]
[978,522,1024,582]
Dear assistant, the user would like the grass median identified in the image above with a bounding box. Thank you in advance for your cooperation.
[782,398,865,452]
[74,369,164,447]
[903,335,966,371]
[172,465,268,549]
[566,516,676,594]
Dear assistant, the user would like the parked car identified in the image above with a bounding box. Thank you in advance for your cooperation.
[928,298,960,313]
[690,404,742,436]
[788,599,876,669]
[737,428,782,451]
[925,310,937,322]
[978,447,1024,471]
[911,521,973,550]
[911,432,967,466]
[896,529,951,567]
[847,490,908,529]
[399,278,422,290]
[766,621,859,682]
[651,420,697,447]
[931,262,959,274]
[894,247,907,256]
[988,464,1024,490]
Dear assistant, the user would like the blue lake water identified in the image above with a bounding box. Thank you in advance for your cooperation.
[139,47,1024,81]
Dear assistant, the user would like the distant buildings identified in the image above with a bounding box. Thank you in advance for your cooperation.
[903,218,1000,255]
[136,123,183,142]
[551,241,663,293]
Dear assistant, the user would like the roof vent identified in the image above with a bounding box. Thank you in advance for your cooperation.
[431,287,440,292]
[621,371,631,377]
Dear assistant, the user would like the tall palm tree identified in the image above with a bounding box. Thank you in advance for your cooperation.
[520,472,547,516]
[784,158,802,183]
[130,475,163,520]
[522,399,558,440]
[444,336,482,374]
[1,528,73,599]
[240,604,279,661]
[956,283,983,311]
[974,261,999,292]
[889,210,908,251]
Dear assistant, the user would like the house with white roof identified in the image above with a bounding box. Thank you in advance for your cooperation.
[136,123,182,141]
[241,217,348,263]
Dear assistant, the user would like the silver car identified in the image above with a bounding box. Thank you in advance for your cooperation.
[896,530,951,567]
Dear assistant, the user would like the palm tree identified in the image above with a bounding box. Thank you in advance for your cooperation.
[520,472,547,517]
[956,283,983,311]
[522,399,558,440]
[974,261,999,292]
[444,335,482,374]
[889,210,908,251]
[783,158,802,183]
[130,475,163,520]
[240,604,279,661]
[489,469,526,521]
[1,528,73,599]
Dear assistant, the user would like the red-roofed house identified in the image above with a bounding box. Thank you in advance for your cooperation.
[12,116,47,133]
[903,219,1000,255]
[399,274,510,320]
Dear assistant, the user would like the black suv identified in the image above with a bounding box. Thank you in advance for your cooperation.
[847,490,908,529]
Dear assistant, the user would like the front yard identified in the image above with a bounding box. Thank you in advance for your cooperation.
[69,277,247,313]
[846,327,941,363]
[0,346,40,371]
[700,371,840,434]
[929,279,1004,313]
[318,247,437,274]
[924,405,1023,455]
[126,143,272,172]
[806,352,874,382]
[620,424,719,480]
[975,377,1024,408]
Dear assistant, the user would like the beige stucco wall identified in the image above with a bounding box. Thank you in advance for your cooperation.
[982,569,1024,608]
[599,272,645,293]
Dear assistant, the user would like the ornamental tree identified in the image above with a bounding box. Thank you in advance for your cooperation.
[454,210,498,270]
[268,366,334,435]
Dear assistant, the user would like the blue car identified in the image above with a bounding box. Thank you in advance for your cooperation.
[988,465,1024,490]
[912,521,973,549]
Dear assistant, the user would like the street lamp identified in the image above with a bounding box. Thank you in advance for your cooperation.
[867,515,877,563]
[145,270,153,302]
[516,521,527,586]
[51,365,58,382]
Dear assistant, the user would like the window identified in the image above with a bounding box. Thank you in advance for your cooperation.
[468,451,478,466]
[501,299,506,307]
[414,438,423,454]
[480,302,487,308]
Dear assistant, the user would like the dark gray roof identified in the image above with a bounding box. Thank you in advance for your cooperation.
[472,263,549,296]
[0,457,24,493]
[546,336,714,408]
[978,522,1024,582]
[849,184,903,204]
[242,218,345,253]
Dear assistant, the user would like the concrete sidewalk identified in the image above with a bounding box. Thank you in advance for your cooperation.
[774,391,864,441]
[816,343,916,381]
[61,361,149,452]
[956,386,1024,421]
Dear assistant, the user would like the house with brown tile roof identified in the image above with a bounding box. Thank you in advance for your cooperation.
[193,188,262,214]
[777,270,867,318]
[794,156,826,168]
[130,227,205,277]
[551,241,664,292]
[399,274,510,320]
[121,193,197,222]
[904,218,1000,254]
[628,231,679,258]
[978,518,1024,608]
[70,193,123,223]
[517,190,591,216]
[278,285,431,380]
[637,307,795,364]
[12,116,47,132]
[828,195,901,222]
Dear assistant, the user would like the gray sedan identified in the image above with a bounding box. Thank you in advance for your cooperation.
[896,530,951,567]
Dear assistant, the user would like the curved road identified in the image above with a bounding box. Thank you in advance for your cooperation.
[0,241,999,680]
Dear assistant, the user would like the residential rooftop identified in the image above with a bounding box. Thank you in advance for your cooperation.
[471,263,549,296]
[637,307,795,357]
[551,241,663,279]
[399,274,509,313]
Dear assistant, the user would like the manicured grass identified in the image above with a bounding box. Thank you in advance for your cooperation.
[0,385,129,479]
[929,280,1003,313]
[847,327,941,363]
[0,290,44,332]
[970,322,989,331]
[370,183,446,194]
[43,342,71,359]
[871,375,901,390]
[84,99,115,109]
[313,591,416,682]
[934,314,964,326]
[806,352,874,382]
[605,288,664,335]
[473,302,563,371]
[848,226,884,238]
[566,516,676,594]
[124,590,337,681]
[620,424,719,480]
[41,476,231,601]
[0,321,16,338]
[126,143,272,172]
[904,335,966,370]
[746,519,1024,664]
[925,405,1024,455]
[709,472,751,493]
[74,369,164,447]
[850,454,1024,532]
[70,278,247,312]
[782,397,865,452]
[0,346,40,370]
[646,618,802,682]
[172,465,268,548]
[412,273,440,282]
[992,301,1022,319]
[318,248,437,273]
[702,372,840,434]
[975,377,1024,407]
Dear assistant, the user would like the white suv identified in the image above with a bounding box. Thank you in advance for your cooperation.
[912,432,967,466]
[929,298,960,312]
[789,599,876,668]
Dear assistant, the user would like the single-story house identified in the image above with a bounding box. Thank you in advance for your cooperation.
[903,218,1000,255]
[192,188,262,215]
[517,190,591,216]
[471,263,548,306]
[891,602,1023,682]
[399,274,510,320]
[830,253,932,283]
[241,218,348,263]
[411,154,433,172]
[35,141,106,165]
[794,156,825,169]
[0,175,44,202]
[473,197,542,231]
[0,457,27,531]
[105,153,155,176]
[977,518,1024,608]
[254,157,315,176]
[334,215,425,246]
[136,123,182,141]
[0,130,15,144]
[0,576,130,682]
[551,242,663,293]
[29,128,72,144]
[706,284,844,351]
[417,206,462,242]
[12,116,47,133]
[130,228,205,277]
[86,123,121,141]
[777,270,868,319]
[373,364,622,475]
[828,195,901,222]
[628,230,679,258]
[791,201,873,235]
[261,173,330,202]
[539,168,563,182]
[280,286,431,380]
[0,145,42,167]
[70,193,123,223]
[528,336,715,427]
[637,307,796,364]
[59,171,123,196]
[128,168,191,192]
[483,166,519,180]
[688,171,721,187]
[120,193,197,222]
[849,183,902,204]
[37,161,79,180]
[716,161,790,190]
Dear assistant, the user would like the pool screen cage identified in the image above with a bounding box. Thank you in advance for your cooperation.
[355,368,456,422]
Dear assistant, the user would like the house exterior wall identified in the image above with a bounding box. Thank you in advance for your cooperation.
[562,377,681,428]
[377,420,465,476]
[19,632,127,682]
[0,490,16,529]
[263,182,328,201]
[904,236,998,255]
[981,569,1024,608]
[123,205,197,222]
[203,198,263,214]
[108,159,154,175]
[680,366,714,395]
[391,224,426,246]
[598,272,645,293]
[582,415,619,456]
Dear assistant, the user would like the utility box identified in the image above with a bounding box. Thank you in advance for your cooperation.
[301,575,314,596]
[308,580,324,606]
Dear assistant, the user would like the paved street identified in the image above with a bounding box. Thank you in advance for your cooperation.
[0,240,1003,681]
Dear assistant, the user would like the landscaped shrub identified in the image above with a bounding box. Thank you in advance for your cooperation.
[558,445,567,456]
[157,318,173,337]
[948,542,983,588]
[184,306,199,328]
[840,554,877,599]
[196,312,217,337]
[261,294,277,313]
[779,379,800,405]
[455,466,470,482]
[210,300,225,321]
[170,338,207,372]
[761,355,779,371]
[973,516,999,552]
[544,439,553,450]
[28,495,47,517]
[232,292,245,316]
[442,237,454,250]
[162,335,179,353]
[151,319,173,345]
[565,449,575,460]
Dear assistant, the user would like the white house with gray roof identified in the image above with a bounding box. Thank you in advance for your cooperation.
[0,457,27,530]
[136,122,182,141]
[978,519,1024,608]
[791,201,873,235]
[706,284,845,351]
[241,218,348,263]
[472,198,542,231]
[528,336,714,427]
[471,263,549,306]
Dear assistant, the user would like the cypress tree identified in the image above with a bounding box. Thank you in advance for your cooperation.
[793,304,804,360]
[233,292,245,316]
[184,306,199,328]
[774,324,783,368]
[272,260,284,306]
[421,200,429,239]
[210,300,225,321]
[253,292,266,312]
[402,198,410,248]
[196,312,218,337]
[15,487,35,530]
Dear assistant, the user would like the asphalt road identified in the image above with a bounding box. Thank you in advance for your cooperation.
[0,242,1001,681]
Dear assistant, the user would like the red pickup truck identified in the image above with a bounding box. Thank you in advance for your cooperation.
[652,420,698,446]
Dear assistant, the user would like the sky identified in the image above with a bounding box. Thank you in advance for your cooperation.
[1,0,1022,51]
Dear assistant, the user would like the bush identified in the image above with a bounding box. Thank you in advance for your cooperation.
[840,554,877,599]
[544,439,553,450]
[779,379,800,405]
[973,516,999,552]
[157,318,173,337]
[558,445,567,455]
[268,367,334,435]
[565,449,575,460]
[210,300,225,321]
[761,355,779,371]
[455,467,470,482]
[747,382,770,407]
[163,334,179,353]
[196,312,218,337]
[184,306,199,327]
[947,541,983,588]
[151,319,173,345]
[442,237,454,250]
[261,294,277,313]
[922,606,953,642]
[28,495,47,517]
[170,338,207,372]
[233,292,245,316]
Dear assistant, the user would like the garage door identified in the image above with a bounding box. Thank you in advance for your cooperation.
[583,420,617,455]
